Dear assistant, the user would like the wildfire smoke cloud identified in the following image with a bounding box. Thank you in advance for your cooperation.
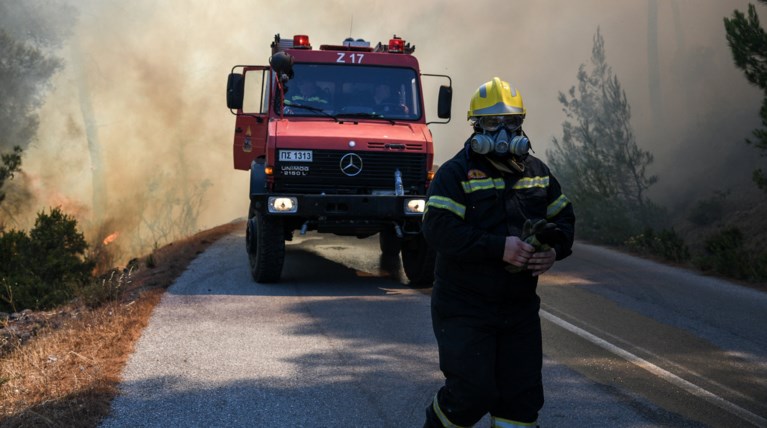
[10,0,762,265]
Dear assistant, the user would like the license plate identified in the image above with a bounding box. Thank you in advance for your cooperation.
[279,150,313,162]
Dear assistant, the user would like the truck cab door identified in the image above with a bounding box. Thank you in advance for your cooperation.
[229,66,270,170]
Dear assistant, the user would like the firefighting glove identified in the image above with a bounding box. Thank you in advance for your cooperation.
[506,219,559,273]
[535,222,567,247]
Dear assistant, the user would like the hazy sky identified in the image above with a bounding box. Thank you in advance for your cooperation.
[19,0,762,257]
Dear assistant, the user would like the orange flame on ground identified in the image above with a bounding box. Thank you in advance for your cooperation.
[102,232,119,246]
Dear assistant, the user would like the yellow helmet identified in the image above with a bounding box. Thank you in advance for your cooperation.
[467,77,526,119]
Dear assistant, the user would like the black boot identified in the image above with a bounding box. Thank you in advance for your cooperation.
[423,401,442,428]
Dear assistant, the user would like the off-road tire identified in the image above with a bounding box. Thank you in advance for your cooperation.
[401,234,435,288]
[246,211,285,283]
[379,226,401,256]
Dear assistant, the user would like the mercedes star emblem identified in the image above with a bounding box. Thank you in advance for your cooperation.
[340,153,363,176]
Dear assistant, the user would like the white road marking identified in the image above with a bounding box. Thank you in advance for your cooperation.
[541,310,767,428]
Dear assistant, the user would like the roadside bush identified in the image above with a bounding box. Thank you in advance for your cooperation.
[695,227,767,281]
[0,207,94,312]
[573,197,637,245]
[0,230,35,311]
[78,267,133,308]
[574,193,667,246]
[626,228,691,263]
[687,190,729,226]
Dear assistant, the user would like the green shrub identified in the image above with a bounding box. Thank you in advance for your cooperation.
[575,198,637,245]
[695,227,767,281]
[0,230,33,312]
[574,194,667,246]
[688,191,729,226]
[626,228,690,263]
[0,207,94,312]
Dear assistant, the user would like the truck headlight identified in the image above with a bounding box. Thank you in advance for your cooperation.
[404,198,426,215]
[268,197,298,213]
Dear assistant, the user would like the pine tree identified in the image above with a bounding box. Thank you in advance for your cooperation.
[547,28,659,244]
[0,28,61,214]
[0,146,22,207]
[724,0,767,191]
[0,1,74,215]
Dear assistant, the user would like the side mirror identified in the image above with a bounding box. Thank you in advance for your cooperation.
[270,51,294,80]
[437,85,452,119]
[227,73,244,110]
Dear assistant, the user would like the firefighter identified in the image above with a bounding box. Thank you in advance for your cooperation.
[373,83,409,115]
[422,77,575,427]
[289,80,329,109]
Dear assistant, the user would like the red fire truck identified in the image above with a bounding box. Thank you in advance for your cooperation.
[226,33,452,285]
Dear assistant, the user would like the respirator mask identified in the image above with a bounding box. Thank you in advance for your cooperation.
[470,115,530,157]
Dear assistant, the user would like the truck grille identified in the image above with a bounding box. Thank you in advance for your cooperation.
[275,150,427,194]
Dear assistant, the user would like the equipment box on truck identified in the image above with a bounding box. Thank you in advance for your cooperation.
[226,33,452,286]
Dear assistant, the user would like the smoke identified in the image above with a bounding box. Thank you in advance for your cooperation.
[10,0,763,262]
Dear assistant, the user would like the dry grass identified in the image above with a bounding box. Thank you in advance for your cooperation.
[0,291,161,427]
[0,221,244,427]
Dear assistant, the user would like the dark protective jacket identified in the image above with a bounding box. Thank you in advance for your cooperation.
[422,143,575,300]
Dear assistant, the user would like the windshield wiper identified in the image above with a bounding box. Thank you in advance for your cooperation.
[336,112,395,125]
[285,103,339,122]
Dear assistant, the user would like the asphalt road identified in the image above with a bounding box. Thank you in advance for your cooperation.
[101,231,767,428]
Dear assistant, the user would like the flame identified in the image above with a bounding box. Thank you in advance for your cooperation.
[102,231,119,246]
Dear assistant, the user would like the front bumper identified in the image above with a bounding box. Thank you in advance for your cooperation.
[250,193,426,219]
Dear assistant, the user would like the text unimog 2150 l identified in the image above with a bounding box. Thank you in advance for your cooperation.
[226,33,452,286]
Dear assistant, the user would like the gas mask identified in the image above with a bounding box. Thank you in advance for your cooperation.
[470,127,530,157]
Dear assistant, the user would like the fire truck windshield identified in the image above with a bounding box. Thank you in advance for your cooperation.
[282,64,421,120]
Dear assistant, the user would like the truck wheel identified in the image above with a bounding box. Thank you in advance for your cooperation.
[246,211,285,283]
[401,234,435,288]
[379,226,401,256]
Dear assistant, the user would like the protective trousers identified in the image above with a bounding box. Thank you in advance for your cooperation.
[425,286,543,427]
